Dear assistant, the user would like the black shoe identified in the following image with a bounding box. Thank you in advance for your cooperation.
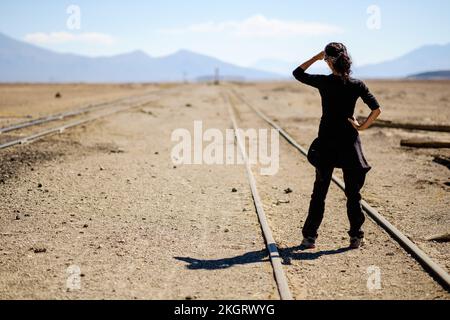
[301,237,317,249]
[349,236,365,249]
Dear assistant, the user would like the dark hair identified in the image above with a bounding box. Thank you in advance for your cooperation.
[325,42,352,81]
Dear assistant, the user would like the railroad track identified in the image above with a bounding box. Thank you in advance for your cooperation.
[225,92,293,300]
[0,90,164,135]
[224,88,450,299]
[0,90,165,151]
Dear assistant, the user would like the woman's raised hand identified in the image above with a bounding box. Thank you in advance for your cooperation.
[315,51,325,61]
[298,51,325,72]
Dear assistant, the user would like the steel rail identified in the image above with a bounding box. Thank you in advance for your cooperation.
[0,90,160,135]
[225,92,294,300]
[0,94,160,151]
[231,89,450,292]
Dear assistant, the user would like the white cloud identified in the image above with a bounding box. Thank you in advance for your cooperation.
[159,14,343,38]
[24,32,116,45]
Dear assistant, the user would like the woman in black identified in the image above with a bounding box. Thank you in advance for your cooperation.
[293,42,382,249]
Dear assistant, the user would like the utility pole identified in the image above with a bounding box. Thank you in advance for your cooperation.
[214,67,220,85]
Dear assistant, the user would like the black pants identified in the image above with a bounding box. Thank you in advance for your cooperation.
[302,166,367,239]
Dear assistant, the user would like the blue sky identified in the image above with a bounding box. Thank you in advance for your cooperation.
[1,0,450,67]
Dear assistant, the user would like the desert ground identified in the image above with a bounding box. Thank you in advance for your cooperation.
[0,81,449,299]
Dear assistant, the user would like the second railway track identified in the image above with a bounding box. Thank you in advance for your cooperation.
[226,92,293,300]
[0,89,166,151]
[0,90,163,135]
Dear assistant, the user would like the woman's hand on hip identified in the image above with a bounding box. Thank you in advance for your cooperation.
[349,109,381,131]
[348,116,365,131]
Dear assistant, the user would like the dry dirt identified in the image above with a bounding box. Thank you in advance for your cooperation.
[0,82,449,300]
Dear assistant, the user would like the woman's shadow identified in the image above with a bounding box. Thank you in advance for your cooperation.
[174,246,351,270]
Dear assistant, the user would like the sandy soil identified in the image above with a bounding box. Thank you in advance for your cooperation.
[0,84,278,299]
[0,82,449,299]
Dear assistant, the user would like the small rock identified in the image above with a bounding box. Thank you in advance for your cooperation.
[141,109,153,115]
[275,200,290,205]
[386,252,395,256]
[33,247,47,254]
[185,104,192,108]
[15,213,22,220]
[110,148,125,154]
[284,188,293,194]
[38,183,43,188]
[231,188,238,193]
[185,295,193,300]
[224,228,230,233]
[83,224,89,228]
[55,92,62,98]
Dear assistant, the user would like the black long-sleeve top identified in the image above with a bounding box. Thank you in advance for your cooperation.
[293,66,380,171]
[293,66,380,143]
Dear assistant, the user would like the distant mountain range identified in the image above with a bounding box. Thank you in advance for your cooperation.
[1,31,450,82]
[253,43,450,79]
[0,32,279,83]
[407,70,450,80]
[354,43,450,78]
